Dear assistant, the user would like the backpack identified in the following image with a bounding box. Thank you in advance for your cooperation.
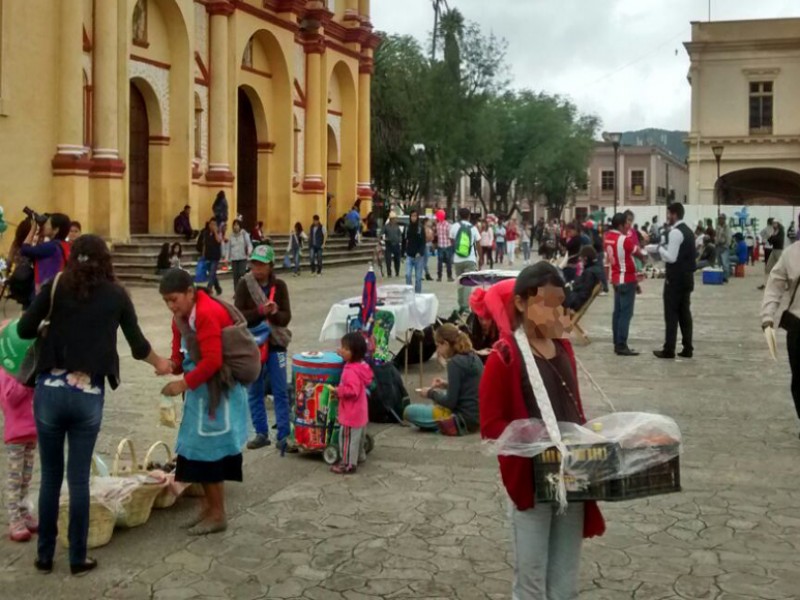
[368,363,410,423]
[454,223,473,258]
[6,259,34,306]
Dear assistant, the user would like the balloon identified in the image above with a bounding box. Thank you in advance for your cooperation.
[0,319,33,375]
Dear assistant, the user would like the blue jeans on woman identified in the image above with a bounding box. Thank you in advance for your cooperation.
[405,255,425,293]
[34,383,104,566]
[206,259,222,295]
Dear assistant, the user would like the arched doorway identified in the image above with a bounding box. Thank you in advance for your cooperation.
[326,125,340,229]
[717,168,800,206]
[129,83,150,234]
[237,88,258,229]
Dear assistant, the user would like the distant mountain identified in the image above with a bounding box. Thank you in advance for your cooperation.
[621,129,688,163]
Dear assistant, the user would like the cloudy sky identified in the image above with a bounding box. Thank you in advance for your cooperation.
[371,0,800,133]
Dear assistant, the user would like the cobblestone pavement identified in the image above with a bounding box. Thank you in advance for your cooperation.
[0,263,798,599]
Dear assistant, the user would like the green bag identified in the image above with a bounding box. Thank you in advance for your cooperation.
[0,319,34,376]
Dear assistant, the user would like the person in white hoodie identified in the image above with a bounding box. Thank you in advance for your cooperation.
[761,220,800,436]
[226,220,253,290]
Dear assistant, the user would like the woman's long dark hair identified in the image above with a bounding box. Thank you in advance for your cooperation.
[60,234,118,299]
[7,218,33,265]
[157,243,170,270]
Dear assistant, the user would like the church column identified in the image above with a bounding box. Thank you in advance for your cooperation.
[302,35,325,192]
[356,53,373,205]
[90,0,125,239]
[205,1,235,184]
[358,0,370,20]
[52,0,90,221]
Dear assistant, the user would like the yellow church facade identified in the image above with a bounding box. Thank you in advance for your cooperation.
[0,0,377,241]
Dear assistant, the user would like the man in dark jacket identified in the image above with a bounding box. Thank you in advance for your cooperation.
[198,220,223,295]
[566,246,603,311]
[173,205,196,240]
[382,212,403,277]
[308,215,326,276]
[403,209,427,293]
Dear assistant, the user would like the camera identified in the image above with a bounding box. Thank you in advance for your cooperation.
[23,206,49,225]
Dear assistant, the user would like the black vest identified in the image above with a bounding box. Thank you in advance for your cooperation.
[666,222,696,279]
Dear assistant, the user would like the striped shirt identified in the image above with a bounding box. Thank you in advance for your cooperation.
[604,229,638,285]
[436,220,453,248]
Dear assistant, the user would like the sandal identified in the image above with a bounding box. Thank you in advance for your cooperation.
[9,520,31,542]
[187,519,228,536]
[330,464,356,475]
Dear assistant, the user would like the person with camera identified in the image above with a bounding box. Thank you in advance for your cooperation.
[761,218,800,436]
[20,212,72,295]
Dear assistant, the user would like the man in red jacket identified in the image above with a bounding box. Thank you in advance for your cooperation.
[604,212,643,356]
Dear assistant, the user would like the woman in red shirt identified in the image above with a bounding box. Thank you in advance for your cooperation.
[159,269,249,536]
[479,263,605,599]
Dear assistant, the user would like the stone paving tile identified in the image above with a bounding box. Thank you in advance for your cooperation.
[0,267,798,599]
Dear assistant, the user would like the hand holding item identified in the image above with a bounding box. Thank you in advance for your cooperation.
[432,377,447,389]
[416,387,431,398]
[153,356,174,376]
[644,244,659,255]
[764,325,778,361]
[161,379,189,397]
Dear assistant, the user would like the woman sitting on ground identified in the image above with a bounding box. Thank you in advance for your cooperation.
[404,324,483,436]
[159,269,250,536]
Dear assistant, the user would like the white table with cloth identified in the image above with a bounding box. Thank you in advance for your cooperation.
[319,287,440,386]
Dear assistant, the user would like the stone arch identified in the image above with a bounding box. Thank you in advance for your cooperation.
[327,124,340,228]
[125,0,192,235]
[327,60,358,218]
[236,28,293,234]
[716,168,800,206]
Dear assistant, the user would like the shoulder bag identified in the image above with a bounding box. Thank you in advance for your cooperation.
[17,272,62,387]
[779,277,800,331]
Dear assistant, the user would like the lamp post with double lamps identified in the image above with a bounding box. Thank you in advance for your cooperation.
[604,132,623,215]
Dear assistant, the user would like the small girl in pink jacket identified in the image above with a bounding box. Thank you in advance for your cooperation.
[333,333,373,474]
[0,368,37,541]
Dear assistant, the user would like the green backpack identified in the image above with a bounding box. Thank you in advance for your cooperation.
[454,224,473,258]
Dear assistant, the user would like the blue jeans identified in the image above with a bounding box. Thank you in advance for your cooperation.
[206,259,222,294]
[405,255,425,293]
[717,246,730,281]
[612,282,636,350]
[310,246,323,274]
[292,247,301,274]
[267,349,291,442]
[522,241,531,262]
[509,501,584,600]
[437,247,453,280]
[34,383,104,566]
[597,252,609,293]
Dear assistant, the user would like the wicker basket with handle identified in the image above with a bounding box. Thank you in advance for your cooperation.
[58,456,116,549]
[144,441,184,509]
[111,438,166,527]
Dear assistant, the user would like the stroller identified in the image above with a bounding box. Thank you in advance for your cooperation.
[293,383,375,465]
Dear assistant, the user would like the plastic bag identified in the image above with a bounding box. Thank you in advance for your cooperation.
[159,396,178,428]
[484,412,681,482]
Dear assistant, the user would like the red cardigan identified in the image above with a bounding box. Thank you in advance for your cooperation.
[479,334,606,539]
[171,290,234,390]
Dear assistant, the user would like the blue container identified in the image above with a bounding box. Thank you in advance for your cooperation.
[702,269,724,285]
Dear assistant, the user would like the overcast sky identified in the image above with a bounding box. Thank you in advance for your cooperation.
[371,0,800,133]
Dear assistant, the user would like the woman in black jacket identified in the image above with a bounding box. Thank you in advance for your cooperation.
[18,235,169,576]
[403,210,427,293]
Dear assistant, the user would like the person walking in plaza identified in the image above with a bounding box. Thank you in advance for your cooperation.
[520,222,532,264]
[198,220,223,296]
[212,191,229,235]
[479,263,605,600]
[651,202,696,359]
[435,210,454,282]
[479,221,495,270]
[287,222,307,277]
[761,224,800,435]
[19,234,168,575]
[21,212,72,294]
[235,245,294,453]
[227,220,253,290]
[309,214,326,276]
[403,209,427,294]
[495,221,507,265]
[345,206,361,250]
[159,269,251,536]
[451,207,480,313]
[331,333,373,474]
[604,213,641,356]
[405,324,483,435]
[506,220,519,266]
[423,218,435,282]
[715,214,732,283]
[0,360,37,542]
[745,227,756,265]
[382,212,403,278]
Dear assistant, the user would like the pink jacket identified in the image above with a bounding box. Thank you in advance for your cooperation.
[336,361,372,428]
[0,370,36,445]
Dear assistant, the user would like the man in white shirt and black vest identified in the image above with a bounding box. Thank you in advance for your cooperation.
[648,202,697,359]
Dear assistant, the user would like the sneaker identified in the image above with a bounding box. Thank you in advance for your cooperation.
[9,520,31,542]
[246,433,271,450]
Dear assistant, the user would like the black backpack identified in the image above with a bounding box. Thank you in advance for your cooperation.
[6,259,34,307]
[369,363,410,423]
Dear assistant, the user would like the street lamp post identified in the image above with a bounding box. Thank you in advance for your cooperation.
[603,132,623,215]
[666,162,670,204]
[712,145,724,217]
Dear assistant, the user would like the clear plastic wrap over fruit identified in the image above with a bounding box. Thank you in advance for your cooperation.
[484,412,682,481]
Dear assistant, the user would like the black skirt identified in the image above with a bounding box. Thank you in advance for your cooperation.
[175,453,243,484]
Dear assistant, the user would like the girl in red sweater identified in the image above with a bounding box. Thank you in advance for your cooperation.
[479,263,605,600]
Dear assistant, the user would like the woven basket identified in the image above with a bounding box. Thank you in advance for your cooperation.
[145,441,180,509]
[112,438,165,528]
[58,456,116,549]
